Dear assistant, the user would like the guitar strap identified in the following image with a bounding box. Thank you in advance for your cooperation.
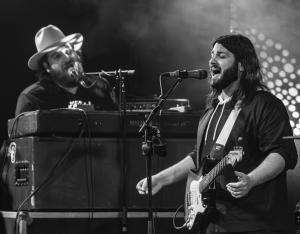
[195,102,241,169]
[216,105,241,146]
[195,108,214,169]
[210,102,241,159]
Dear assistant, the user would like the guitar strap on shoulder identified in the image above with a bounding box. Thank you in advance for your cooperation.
[216,105,241,146]
[210,103,241,159]
[195,109,215,169]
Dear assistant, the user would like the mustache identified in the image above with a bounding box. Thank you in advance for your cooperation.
[64,59,81,69]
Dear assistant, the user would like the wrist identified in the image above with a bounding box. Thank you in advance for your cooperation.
[247,173,257,189]
[154,171,169,187]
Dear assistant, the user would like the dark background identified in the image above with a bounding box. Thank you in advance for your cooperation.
[0,0,231,142]
[1,0,300,139]
[0,0,300,233]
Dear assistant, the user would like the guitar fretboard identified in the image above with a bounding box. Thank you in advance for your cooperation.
[199,156,228,192]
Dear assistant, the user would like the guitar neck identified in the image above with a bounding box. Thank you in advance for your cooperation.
[201,156,228,190]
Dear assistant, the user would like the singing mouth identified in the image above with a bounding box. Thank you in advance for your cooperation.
[210,66,221,77]
[64,60,78,70]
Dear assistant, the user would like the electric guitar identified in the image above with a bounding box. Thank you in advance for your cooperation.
[184,147,243,232]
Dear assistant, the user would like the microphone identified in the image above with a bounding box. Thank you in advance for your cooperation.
[99,70,135,77]
[67,61,83,80]
[67,66,80,79]
[162,69,208,80]
[67,63,94,88]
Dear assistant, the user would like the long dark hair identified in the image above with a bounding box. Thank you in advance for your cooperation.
[206,34,268,109]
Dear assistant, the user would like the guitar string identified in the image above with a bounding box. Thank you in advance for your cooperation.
[201,156,228,189]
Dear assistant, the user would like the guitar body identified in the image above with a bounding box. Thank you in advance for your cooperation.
[184,148,243,232]
[184,158,217,233]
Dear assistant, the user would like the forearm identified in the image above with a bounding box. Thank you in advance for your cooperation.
[155,155,195,187]
[248,152,286,188]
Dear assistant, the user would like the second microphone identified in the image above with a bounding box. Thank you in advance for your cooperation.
[161,69,208,80]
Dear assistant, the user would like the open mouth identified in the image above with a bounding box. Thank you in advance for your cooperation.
[210,66,221,77]
[64,61,76,70]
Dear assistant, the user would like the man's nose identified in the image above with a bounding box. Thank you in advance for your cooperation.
[61,48,76,58]
[62,49,71,57]
[209,56,217,66]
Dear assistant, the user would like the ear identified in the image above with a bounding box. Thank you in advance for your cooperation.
[238,62,244,72]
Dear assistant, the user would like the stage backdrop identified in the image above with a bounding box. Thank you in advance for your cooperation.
[0,1,299,233]
[0,0,231,142]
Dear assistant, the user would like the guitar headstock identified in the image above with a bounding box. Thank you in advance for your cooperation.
[226,146,243,167]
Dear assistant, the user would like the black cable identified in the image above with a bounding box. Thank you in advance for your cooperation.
[80,109,95,234]
[13,113,86,234]
[3,108,93,234]
[0,140,10,182]
[8,112,28,139]
[172,204,187,230]
[0,139,12,212]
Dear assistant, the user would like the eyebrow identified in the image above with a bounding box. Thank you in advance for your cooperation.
[48,50,60,58]
[211,50,228,55]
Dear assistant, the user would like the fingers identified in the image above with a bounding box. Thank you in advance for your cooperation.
[136,178,148,195]
[227,171,247,188]
[138,189,147,195]
[226,181,242,188]
[234,171,247,180]
[226,183,244,196]
[226,182,241,190]
[226,171,252,198]
[228,190,244,198]
[226,185,241,197]
[136,177,162,195]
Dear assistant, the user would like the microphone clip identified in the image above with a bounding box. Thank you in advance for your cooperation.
[143,126,167,157]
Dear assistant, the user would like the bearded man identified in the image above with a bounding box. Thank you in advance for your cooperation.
[15,25,117,116]
[136,34,298,234]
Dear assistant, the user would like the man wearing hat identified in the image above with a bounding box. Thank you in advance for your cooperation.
[15,25,117,116]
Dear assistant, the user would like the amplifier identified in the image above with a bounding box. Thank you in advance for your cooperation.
[4,136,195,211]
[123,98,191,112]
[8,109,202,138]
[5,137,122,210]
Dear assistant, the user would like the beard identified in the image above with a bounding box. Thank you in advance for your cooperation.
[49,62,80,88]
[210,61,239,90]
[50,70,78,88]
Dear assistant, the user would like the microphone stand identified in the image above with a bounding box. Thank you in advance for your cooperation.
[82,69,132,232]
[89,69,131,232]
[138,77,183,234]
[116,69,128,233]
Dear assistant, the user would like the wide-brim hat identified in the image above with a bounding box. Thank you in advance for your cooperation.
[28,25,83,70]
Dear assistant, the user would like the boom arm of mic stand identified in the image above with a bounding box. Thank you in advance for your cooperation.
[138,77,182,134]
[85,69,135,77]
